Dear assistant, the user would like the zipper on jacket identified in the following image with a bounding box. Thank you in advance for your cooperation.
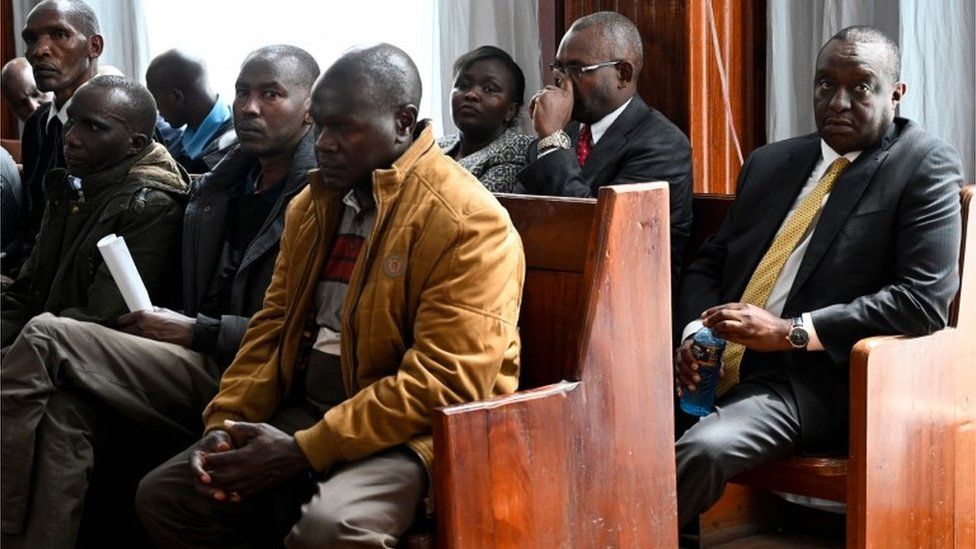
[341,184,396,394]
[277,221,321,398]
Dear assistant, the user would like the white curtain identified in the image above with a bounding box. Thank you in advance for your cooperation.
[766,0,974,180]
[12,0,151,84]
[435,0,543,137]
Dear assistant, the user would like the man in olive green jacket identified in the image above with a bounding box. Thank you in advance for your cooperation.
[0,75,187,347]
[138,44,524,548]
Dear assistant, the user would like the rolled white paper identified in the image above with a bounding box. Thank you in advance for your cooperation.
[96,234,153,312]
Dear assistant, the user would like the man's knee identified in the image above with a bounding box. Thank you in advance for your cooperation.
[135,462,176,529]
[20,313,72,340]
[286,497,366,549]
[676,420,740,481]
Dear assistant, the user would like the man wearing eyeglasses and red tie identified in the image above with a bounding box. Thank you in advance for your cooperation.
[516,10,693,292]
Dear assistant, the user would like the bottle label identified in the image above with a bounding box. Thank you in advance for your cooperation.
[691,342,722,368]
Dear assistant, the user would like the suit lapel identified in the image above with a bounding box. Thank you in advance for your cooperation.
[730,137,821,298]
[787,133,894,302]
[578,97,647,190]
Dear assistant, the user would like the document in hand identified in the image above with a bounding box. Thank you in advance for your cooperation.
[96,234,153,312]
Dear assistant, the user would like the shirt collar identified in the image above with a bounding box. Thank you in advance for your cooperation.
[820,139,863,166]
[342,186,375,215]
[587,97,632,144]
[181,97,232,159]
[47,95,73,129]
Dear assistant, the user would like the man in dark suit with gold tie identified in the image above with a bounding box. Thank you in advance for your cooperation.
[673,25,964,527]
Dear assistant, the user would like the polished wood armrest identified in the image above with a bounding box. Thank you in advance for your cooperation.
[847,328,971,548]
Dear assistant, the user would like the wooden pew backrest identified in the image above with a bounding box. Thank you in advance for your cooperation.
[432,184,678,548]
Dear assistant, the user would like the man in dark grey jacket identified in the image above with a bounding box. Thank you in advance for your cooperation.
[0,45,319,549]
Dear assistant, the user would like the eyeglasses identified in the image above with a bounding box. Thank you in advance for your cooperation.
[548,60,622,79]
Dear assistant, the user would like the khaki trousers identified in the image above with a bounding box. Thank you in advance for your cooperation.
[1,313,221,548]
[136,405,427,549]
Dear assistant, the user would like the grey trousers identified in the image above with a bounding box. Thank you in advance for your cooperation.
[136,405,428,549]
[0,313,221,548]
[675,379,802,528]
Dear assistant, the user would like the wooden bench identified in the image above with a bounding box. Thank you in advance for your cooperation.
[1,138,21,163]
[697,185,976,547]
[404,183,679,547]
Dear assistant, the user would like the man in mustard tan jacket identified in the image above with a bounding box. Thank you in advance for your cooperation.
[137,43,525,548]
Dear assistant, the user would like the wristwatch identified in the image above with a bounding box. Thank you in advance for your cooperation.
[537,130,571,151]
[787,316,809,349]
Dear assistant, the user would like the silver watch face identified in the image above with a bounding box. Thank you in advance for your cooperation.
[789,327,809,348]
[540,130,570,149]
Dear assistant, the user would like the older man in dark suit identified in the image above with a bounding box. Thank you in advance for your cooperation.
[516,10,693,290]
[673,26,964,528]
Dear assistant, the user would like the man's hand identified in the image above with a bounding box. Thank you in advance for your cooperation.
[117,307,195,348]
[189,429,237,502]
[674,337,724,397]
[201,420,312,498]
[702,303,792,352]
[529,76,574,138]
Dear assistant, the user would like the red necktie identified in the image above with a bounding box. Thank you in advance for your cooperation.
[576,124,592,167]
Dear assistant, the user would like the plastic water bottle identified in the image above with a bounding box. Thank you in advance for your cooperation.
[679,327,727,416]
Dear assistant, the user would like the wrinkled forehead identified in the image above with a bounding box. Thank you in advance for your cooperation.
[557,26,611,63]
[26,4,79,33]
[237,55,304,92]
[69,86,128,124]
[311,71,378,118]
[817,39,892,77]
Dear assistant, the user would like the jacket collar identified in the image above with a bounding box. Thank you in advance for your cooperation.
[572,96,650,181]
[73,142,186,201]
[372,121,436,198]
[200,129,315,197]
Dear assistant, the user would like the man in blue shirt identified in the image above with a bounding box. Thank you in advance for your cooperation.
[146,49,237,173]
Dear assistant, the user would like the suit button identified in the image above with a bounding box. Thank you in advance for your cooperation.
[70,205,80,214]
[204,205,212,212]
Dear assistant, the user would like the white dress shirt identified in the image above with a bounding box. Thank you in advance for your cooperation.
[46,96,72,129]
[538,97,633,157]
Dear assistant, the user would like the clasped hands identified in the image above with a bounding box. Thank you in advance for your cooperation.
[674,303,793,396]
[190,420,312,502]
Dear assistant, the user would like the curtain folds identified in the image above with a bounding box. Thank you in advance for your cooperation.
[435,0,543,137]
[13,0,151,85]
[767,0,974,180]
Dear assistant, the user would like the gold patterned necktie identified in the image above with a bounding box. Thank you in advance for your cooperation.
[716,156,852,396]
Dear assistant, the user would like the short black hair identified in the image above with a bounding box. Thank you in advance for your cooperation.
[326,43,422,112]
[84,75,157,137]
[822,25,901,83]
[31,0,100,37]
[453,45,526,112]
[570,11,643,73]
[243,44,320,92]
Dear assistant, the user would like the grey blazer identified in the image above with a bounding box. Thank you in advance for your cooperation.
[678,118,964,451]
[438,127,532,193]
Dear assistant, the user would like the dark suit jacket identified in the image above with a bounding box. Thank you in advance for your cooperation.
[516,95,693,291]
[678,118,964,451]
[19,102,64,242]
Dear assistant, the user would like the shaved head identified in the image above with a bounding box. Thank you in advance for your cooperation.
[146,49,207,90]
[82,75,157,136]
[568,11,644,74]
[29,0,99,37]
[310,43,422,190]
[324,43,422,113]
[2,57,53,121]
[818,25,901,84]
